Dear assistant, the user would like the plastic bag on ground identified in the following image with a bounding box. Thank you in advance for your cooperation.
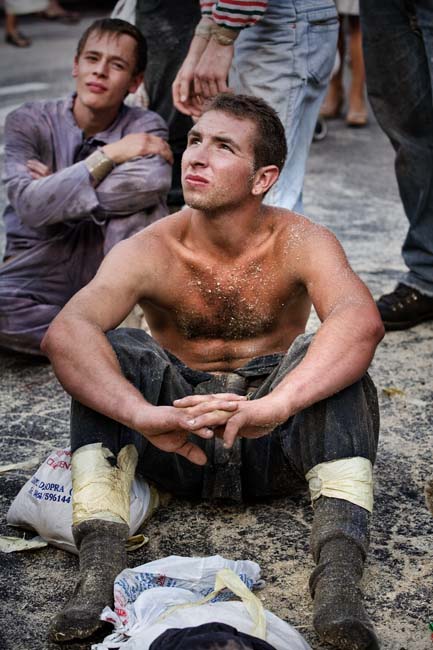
[6,447,156,554]
[92,555,311,650]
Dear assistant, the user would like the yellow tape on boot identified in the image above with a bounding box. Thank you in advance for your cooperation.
[72,443,138,526]
[306,456,373,513]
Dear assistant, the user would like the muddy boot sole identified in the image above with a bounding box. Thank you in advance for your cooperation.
[49,600,113,643]
[313,581,380,650]
[49,520,128,644]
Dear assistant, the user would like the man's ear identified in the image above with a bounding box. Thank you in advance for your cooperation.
[128,72,144,95]
[251,165,280,196]
[72,56,79,79]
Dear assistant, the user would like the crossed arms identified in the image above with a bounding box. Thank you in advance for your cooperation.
[2,104,172,229]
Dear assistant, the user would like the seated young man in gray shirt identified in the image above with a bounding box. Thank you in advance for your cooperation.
[0,18,172,357]
[43,94,384,650]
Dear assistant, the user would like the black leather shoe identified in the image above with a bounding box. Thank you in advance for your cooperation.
[377,283,433,331]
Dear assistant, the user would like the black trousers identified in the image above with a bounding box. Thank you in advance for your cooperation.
[360,0,433,294]
[71,329,379,502]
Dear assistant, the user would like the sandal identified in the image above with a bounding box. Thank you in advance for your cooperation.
[346,109,368,128]
[5,31,32,47]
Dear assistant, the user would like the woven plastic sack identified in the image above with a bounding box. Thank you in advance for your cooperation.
[7,447,155,554]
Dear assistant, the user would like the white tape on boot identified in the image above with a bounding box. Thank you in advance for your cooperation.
[306,456,373,513]
[72,443,138,526]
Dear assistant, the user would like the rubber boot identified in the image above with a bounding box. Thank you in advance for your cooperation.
[49,519,129,643]
[309,497,380,650]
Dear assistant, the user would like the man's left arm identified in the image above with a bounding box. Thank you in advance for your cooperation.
[95,111,172,217]
[270,227,384,407]
[178,226,385,447]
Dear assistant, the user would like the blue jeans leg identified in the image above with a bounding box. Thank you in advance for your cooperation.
[230,0,338,212]
[360,0,433,296]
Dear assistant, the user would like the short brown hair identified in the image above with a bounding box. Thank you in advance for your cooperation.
[204,93,287,172]
[76,18,147,76]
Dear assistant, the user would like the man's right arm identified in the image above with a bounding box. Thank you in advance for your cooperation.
[41,235,240,465]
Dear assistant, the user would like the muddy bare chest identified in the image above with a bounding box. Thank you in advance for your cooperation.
[170,265,288,341]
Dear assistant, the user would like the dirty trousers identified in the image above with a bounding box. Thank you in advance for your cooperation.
[71,329,379,501]
[0,221,104,356]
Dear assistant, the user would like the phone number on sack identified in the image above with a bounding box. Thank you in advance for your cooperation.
[28,476,72,502]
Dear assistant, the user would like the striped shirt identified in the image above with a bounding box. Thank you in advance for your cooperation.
[200,0,268,30]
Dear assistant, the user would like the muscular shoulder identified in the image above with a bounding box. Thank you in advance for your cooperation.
[132,210,187,249]
[269,207,337,249]
[116,212,187,281]
[268,208,347,282]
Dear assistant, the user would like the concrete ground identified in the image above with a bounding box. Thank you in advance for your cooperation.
[0,11,432,650]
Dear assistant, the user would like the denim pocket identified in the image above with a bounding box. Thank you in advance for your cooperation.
[306,7,339,86]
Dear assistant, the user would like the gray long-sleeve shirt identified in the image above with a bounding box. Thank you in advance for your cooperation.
[1,94,172,259]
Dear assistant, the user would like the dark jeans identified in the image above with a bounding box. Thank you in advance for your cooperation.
[135,0,201,206]
[360,0,433,296]
[71,329,379,502]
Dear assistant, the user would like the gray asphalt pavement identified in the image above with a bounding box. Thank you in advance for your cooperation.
[0,11,432,650]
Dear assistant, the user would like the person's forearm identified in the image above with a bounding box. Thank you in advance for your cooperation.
[270,303,384,417]
[94,158,171,216]
[6,162,99,227]
[41,317,148,430]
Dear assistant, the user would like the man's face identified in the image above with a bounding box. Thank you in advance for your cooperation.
[181,110,258,212]
[72,31,141,114]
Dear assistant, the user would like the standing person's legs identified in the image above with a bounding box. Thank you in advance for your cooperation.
[361,0,433,328]
[230,0,338,212]
[244,334,380,649]
[4,0,48,46]
[0,224,104,356]
[346,14,368,126]
[320,16,345,119]
[50,329,206,642]
[5,10,31,47]
[135,0,200,207]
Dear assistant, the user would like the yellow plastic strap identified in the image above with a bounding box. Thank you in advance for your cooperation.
[126,534,149,552]
[306,456,373,513]
[157,568,266,640]
[72,443,138,526]
[214,568,266,639]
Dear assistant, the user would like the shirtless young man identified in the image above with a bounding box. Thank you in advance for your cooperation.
[42,94,384,649]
